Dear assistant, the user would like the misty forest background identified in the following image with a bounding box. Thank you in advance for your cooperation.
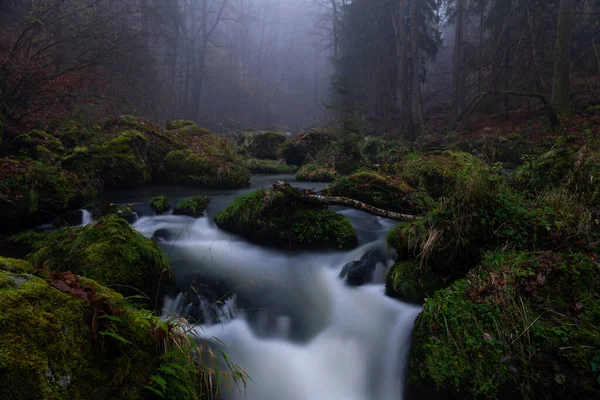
[2,0,599,135]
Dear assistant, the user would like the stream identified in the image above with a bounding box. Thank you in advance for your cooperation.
[103,174,422,400]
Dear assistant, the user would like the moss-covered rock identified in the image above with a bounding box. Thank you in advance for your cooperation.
[47,120,95,149]
[163,144,250,188]
[361,137,401,165]
[0,267,177,399]
[333,141,365,174]
[408,251,600,399]
[385,260,442,303]
[249,131,288,160]
[284,130,335,166]
[214,186,358,250]
[91,203,136,223]
[63,130,152,188]
[392,150,482,199]
[166,120,197,130]
[0,230,48,259]
[296,164,340,182]
[173,196,210,217]
[28,215,171,299]
[246,159,298,174]
[0,157,95,232]
[324,171,432,214]
[14,130,64,161]
[150,196,170,215]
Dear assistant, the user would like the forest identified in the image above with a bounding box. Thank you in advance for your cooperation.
[0,0,599,399]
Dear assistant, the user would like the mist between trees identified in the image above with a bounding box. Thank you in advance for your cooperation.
[1,0,599,133]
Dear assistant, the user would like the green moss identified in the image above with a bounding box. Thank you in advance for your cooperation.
[361,137,402,165]
[249,131,288,160]
[173,196,210,217]
[214,187,358,250]
[394,150,481,199]
[516,147,576,190]
[0,257,37,275]
[150,196,170,215]
[296,164,340,182]
[385,260,442,303]
[0,157,94,232]
[28,215,171,299]
[284,130,336,166]
[163,149,250,188]
[0,230,48,259]
[0,269,166,399]
[246,159,299,174]
[324,171,432,214]
[333,141,365,174]
[91,203,136,223]
[63,130,152,188]
[166,120,197,130]
[409,251,600,399]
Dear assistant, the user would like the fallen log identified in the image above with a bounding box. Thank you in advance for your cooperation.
[273,181,417,222]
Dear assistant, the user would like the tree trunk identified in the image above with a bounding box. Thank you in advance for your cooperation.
[551,0,574,115]
[392,0,411,126]
[410,0,423,124]
[273,182,417,222]
[332,0,340,62]
[453,0,466,118]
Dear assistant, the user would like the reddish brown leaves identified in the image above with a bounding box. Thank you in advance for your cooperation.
[47,271,96,302]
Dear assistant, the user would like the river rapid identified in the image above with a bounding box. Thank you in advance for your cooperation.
[104,174,421,400]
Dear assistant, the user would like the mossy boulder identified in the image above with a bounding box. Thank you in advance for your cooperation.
[361,137,401,165]
[385,260,442,303]
[333,141,365,174]
[163,138,250,188]
[284,130,335,166]
[167,121,211,138]
[13,130,64,161]
[63,130,152,188]
[166,120,196,130]
[246,159,298,174]
[0,157,95,232]
[28,215,171,299]
[392,150,482,199]
[214,186,358,250]
[249,131,287,160]
[91,203,136,223]
[173,196,210,217]
[296,164,340,182]
[408,251,600,399]
[150,196,170,215]
[324,172,432,214]
[0,267,172,399]
[47,120,97,149]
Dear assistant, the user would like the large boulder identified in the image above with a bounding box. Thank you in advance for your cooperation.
[27,215,171,299]
[163,134,250,188]
[296,164,340,182]
[13,130,64,162]
[249,131,287,160]
[214,185,358,250]
[408,251,600,399]
[63,130,152,188]
[323,171,432,214]
[0,263,194,399]
[0,157,96,232]
[284,130,335,166]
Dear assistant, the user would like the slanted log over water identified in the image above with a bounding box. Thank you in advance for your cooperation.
[273,181,417,222]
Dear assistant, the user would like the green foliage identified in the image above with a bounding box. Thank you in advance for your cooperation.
[150,196,170,215]
[0,157,95,232]
[14,130,64,161]
[214,188,358,250]
[245,159,298,174]
[249,131,288,160]
[361,137,403,165]
[173,197,210,217]
[385,260,442,303]
[296,164,340,182]
[28,215,171,300]
[409,251,600,399]
[324,171,432,214]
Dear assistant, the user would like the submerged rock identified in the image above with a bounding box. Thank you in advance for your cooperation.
[28,215,171,299]
[339,248,387,286]
[408,251,600,399]
[214,185,358,250]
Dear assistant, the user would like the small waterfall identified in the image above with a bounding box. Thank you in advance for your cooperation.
[80,210,93,226]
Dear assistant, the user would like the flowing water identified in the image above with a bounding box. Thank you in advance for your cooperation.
[103,175,421,400]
